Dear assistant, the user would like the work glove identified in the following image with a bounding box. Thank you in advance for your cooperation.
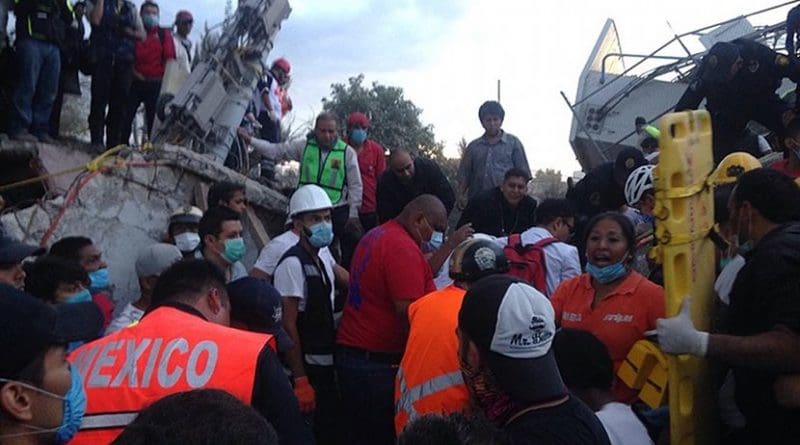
[649,297,709,356]
[293,376,316,414]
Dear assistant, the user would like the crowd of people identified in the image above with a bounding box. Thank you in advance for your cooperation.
[0,0,195,150]
[5,2,800,445]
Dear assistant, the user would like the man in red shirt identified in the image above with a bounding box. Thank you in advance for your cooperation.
[336,194,446,445]
[122,0,175,144]
[345,112,386,233]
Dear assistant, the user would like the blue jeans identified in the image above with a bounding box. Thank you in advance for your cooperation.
[12,37,60,136]
[335,348,399,445]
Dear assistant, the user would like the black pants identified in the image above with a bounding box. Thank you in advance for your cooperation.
[122,79,161,144]
[89,58,132,148]
[332,205,361,270]
[257,111,281,142]
[305,364,344,445]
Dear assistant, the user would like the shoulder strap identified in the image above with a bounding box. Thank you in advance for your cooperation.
[508,233,522,248]
[531,237,558,249]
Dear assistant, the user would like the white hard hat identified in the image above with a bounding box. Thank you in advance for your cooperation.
[289,185,333,218]
[624,164,655,207]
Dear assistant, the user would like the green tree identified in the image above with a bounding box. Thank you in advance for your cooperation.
[529,169,568,200]
[321,74,444,160]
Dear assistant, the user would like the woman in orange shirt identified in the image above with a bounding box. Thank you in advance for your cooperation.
[551,212,665,402]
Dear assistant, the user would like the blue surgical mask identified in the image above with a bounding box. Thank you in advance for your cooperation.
[308,222,334,248]
[222,237,246,263]
[430,231,444,250]
[65,289,92,304]
[350,128,368,145]
[586,261,628,284]
[0,365,87,444]
[88,268,109,291]
[142,14,159,29]
[174,232,201,253]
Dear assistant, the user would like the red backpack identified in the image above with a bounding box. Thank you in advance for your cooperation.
[503,234,557,294]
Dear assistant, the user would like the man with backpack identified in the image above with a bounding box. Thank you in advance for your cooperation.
[504,198,580,297]
[121,0,174,144]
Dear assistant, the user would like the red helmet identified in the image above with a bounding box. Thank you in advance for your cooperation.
[347,112,369,128]
[272,58,291,74]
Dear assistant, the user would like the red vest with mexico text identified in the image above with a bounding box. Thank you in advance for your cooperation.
[67,306,275,445]
[394,286,469,434]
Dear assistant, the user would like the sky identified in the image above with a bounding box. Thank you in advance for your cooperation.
[156,0,794,177]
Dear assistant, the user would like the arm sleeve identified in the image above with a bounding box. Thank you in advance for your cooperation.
[273,258,306,301]
[646,283,666,330]
[345,147,363,218]
[251,138,305,161]
[252,346,316,445]
[131,6,144,35]
[674,80,706,111]
[253,242,284,275]
[375,144,387,177]
[431,163,456,215]
[788,9,799,58]
[376,174,395,223]
[457,145,473,196]
[561,245,582,282]
[512,137,532,178]
[163,29,176,60]
[384,247,432,302]
[550,284,567,326]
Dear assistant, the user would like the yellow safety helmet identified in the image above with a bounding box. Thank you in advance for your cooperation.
[708,152,761,186]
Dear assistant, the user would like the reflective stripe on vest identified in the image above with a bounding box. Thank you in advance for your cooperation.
[68,306,274,444]
[395,368,464,422]
[299,138,347,205]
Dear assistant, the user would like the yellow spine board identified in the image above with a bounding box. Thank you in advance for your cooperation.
[652,111,718,445]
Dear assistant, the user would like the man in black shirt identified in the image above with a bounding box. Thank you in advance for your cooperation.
[457,275,611,445]
[655,169,800,443]
[376,149,455,222]
[457,168,537,237]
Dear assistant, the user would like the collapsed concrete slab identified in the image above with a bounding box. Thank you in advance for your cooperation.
[0,140,289,310]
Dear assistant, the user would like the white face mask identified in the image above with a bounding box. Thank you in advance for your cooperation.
[174,232,200,253]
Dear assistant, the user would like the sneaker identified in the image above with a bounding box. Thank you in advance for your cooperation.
[10,130,39,143]
[36,134,57,144]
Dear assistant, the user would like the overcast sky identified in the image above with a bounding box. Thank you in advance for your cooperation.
[156,0,793,176]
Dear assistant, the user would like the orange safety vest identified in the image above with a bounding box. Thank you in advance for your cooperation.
[68,306,275,444]
[394,286,469,434]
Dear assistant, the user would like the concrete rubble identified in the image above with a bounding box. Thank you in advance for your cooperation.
[0,139,289,309]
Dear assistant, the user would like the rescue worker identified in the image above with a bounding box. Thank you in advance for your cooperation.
[273,185,344,444]
[0,284,103,445]
[68,259,313,444]
[674,38,800,163]
[9,0,75,143]
[166,205,203,257]
[395,236,509,434]
[237,112,363,265]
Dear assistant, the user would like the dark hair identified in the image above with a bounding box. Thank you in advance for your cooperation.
[714,183,735,225]
[2,350,46,386]
[111,389,278,445]
[503,168,530,183]
[23,256,88,303]
[583,211,636,257]
[553,329,613,391]
[786,117,800,139]
[150,259,227,307]
[733,169,800,223]
[398,412,508,445]
[478,101,505,121]
[140,0,158,12]
[534,199,576,226]
[49,236,93,262]
[198,206,240,243]
[207,182,245,208]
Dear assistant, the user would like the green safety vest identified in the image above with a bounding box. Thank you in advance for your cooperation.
[299,138,348,205]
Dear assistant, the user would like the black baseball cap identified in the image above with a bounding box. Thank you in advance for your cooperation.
[458,275,566,403]
[0,283,103,379]
[227,277,293,352]
[0,236,45,264]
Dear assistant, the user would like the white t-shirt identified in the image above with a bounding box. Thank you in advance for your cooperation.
[518,227,581,297]
[253,231,335,277]
[596,402,654,445]
[714,255,745,306]
[105,303,144,335]
[272,244,337,313]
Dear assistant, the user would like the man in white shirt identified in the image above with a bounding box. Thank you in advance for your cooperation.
[517,198,581,296]
[554,328,654,445]
[270,185,348,444]
[172,10,193,73]
[106,243,182,334]
[238,112,363,265]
